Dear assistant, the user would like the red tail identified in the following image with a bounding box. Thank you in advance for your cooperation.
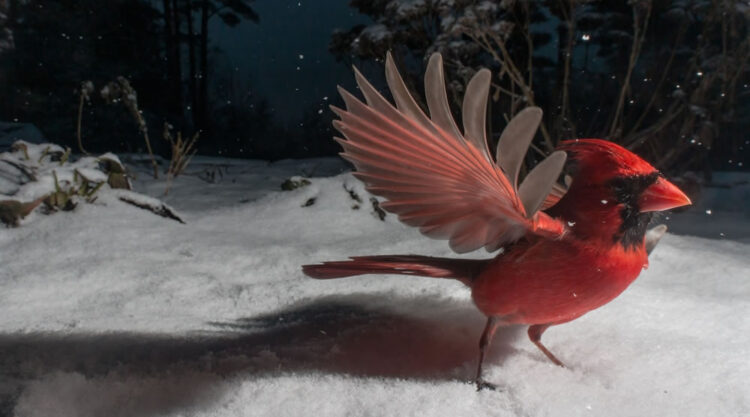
[302,255,488,286]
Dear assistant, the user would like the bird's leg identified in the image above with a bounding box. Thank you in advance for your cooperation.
[475,316,501,391]
[528,324,565,367]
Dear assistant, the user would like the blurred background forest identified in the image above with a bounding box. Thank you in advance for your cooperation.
[0,0,747,176]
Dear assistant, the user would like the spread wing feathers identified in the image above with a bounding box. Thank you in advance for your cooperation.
[333,52,566,253]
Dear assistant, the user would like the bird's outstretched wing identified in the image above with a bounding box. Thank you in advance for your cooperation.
[333,52,566,253]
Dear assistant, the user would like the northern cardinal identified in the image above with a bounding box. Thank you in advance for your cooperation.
[303,53,691,390]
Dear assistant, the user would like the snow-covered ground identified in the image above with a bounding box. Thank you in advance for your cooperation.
[1,156,748,417]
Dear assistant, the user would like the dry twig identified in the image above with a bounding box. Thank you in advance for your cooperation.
[76,81,94,155]
[162,123,199,195]
[101,76,159,179]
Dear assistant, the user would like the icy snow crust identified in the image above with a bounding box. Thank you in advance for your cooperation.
[1,157,748,416]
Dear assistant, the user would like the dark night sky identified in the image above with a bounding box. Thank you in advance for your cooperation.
[212,1,369,126]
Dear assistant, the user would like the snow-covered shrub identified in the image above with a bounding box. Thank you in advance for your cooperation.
[162,123,199,196]
[0,141,182,227]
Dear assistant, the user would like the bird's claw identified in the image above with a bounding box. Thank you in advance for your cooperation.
[475,378,499,392]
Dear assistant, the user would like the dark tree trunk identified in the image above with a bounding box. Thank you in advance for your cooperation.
[553,3,576,140]
[171,0,183,118]
[162,0,183,123]
[0,0,18,116]
[198,0,210,135]
[184,0,199,130]
[554,22,566,114]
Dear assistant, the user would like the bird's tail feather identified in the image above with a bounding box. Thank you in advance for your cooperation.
[302,255,488,286]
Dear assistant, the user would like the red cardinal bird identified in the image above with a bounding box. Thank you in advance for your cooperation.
[303,53,691,390]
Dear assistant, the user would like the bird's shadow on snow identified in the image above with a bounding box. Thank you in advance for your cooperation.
[0,293,523,416]
[208,293,524,380]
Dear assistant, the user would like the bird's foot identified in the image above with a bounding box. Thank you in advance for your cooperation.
[475,378,499,392]
[543,351,566,368]
[531,338,566,367]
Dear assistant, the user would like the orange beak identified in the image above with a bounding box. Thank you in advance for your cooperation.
[639,176,692,212]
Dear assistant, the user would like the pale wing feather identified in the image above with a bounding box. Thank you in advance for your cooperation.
[496,107,543,189]
[333,91,486,176]
[384,52,434,132]
[462,69,493,162]
[424,54,464,142]
[540,174,572,210]
[541,182,569,210]
[518,151,567,216]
